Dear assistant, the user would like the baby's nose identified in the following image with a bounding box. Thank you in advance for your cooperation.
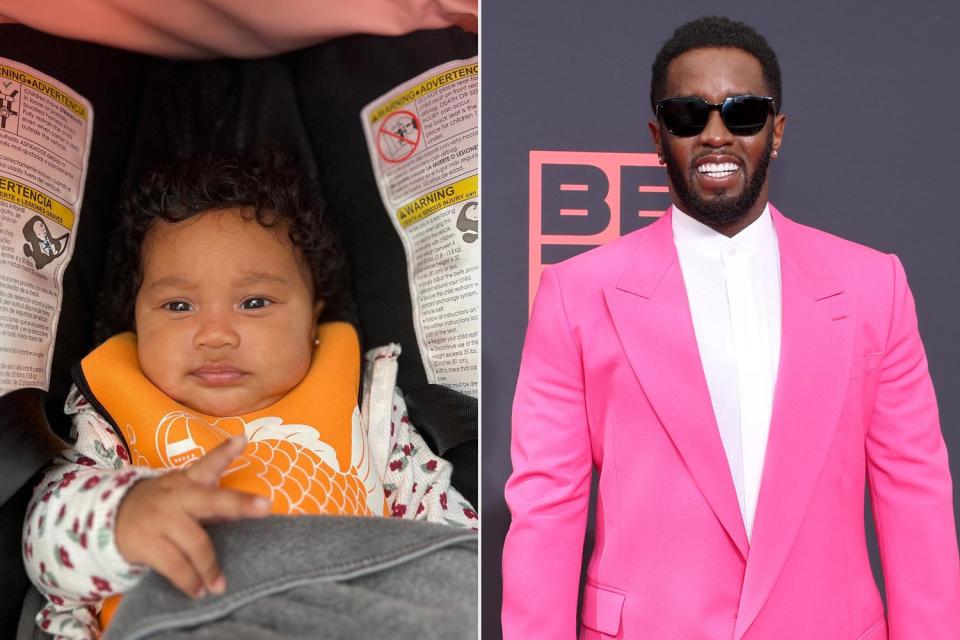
[193,314,240,349]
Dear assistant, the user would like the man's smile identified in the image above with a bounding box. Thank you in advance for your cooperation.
[693,154,743,190]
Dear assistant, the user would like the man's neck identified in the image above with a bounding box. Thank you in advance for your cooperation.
[673,202,773,244]
[672,189,770,238]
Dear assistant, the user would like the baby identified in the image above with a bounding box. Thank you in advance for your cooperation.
[22,152,476,640]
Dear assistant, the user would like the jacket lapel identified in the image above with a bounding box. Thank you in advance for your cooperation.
[733,208,855,639]
[603,211,750,560]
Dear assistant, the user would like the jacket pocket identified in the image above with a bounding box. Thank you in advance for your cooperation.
[855,615,886,640]
[580,581,626,637]
[850,351,884,379]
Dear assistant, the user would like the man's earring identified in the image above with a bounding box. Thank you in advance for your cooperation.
[657,154,665,165]
[772,149,779,158]
[313,337,320,347]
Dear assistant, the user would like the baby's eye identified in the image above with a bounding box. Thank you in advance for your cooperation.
[164,301,193,313]
[240,298,272,310]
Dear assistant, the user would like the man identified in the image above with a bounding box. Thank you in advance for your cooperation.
[501,16,960,640]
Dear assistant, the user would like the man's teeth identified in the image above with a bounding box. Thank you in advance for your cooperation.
[697,162,739,177]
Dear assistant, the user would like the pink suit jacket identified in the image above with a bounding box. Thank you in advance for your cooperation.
[502,207,960,639]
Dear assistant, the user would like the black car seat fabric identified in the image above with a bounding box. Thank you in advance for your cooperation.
[0,26,147,467]
[0,25,148,633]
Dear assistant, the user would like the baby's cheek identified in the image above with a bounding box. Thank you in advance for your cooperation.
[290,346,314,382]
[139,338,183,395]
[271,343,313,390]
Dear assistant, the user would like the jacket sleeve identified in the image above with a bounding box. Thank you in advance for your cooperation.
[865,254,960,638]
[501,266,593,640]
[22,390,160,640]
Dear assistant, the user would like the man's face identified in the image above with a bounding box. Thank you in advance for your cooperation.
[648,47,786,230]
[134,208,322,417]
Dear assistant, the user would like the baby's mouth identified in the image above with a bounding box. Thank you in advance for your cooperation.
[190,364,247,386]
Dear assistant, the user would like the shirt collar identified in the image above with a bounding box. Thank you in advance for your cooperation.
[672,202,775,260]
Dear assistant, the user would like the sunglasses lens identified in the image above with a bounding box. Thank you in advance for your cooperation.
[721,96,772,136]
[659,98,709,137]
[659,96,773,137]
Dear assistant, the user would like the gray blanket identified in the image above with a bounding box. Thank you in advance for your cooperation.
[20,516,477,640]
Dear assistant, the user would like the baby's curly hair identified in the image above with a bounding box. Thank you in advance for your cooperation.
[96,149,345,342]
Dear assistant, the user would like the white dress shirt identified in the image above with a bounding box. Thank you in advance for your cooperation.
[672,204,781,542]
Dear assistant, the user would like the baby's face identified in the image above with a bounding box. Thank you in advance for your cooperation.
[134,208,321,416]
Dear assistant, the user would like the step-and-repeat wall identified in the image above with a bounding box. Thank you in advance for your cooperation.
[483,2,960,637]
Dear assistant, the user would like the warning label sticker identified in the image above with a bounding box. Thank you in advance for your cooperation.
[0,57,93,396]
[361,58,479,398]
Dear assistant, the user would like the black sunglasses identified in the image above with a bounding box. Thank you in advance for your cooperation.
[656,95,776,137]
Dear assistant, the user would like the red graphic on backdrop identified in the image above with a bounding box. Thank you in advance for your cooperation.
[528,150,669,311]
[377,110,421,163]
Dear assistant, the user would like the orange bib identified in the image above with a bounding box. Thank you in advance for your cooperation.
[74,322,387,627]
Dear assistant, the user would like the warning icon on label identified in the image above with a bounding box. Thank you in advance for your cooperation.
[0,81,20,130]
[377,110,421,163]
[22,215,69,270]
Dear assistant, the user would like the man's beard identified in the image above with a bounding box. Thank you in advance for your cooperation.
[662,134,772,229]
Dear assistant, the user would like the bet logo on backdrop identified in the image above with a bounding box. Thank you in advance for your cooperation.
[528,151,669,308]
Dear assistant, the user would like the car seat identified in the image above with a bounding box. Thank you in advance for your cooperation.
[0,22,477,634]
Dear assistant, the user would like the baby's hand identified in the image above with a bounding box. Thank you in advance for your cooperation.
[115,435,271,598]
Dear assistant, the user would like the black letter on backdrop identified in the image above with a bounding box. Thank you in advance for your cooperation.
[541,164,610,236]
[620,166,671,235]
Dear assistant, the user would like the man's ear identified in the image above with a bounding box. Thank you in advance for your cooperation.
[772,113,787,156]
[312,299,325,324]
[648,120,664,163]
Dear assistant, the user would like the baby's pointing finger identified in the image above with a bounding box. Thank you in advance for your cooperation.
[185,485,272,522]
[184,435,248,486]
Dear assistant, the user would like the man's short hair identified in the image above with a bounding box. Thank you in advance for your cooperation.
[650,16,782,114]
